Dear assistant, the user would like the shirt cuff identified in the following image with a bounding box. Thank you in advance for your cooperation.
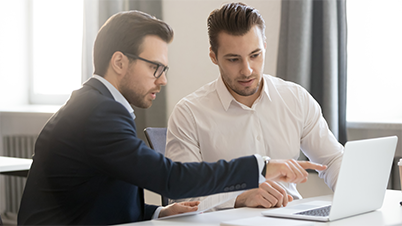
[254,154,266,184]
[152,207,163,219]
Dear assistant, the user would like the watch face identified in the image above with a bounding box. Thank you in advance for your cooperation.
[262,156,270,163]
[261,156,270,177]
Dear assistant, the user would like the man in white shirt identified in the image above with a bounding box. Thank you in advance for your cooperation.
[166,2,343,211]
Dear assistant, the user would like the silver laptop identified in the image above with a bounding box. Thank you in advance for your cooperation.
[262,136,398,222]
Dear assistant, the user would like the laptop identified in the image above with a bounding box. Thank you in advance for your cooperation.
[262,136,398,222]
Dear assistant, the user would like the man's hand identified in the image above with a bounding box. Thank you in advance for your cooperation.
[158,201,200,218]
[235,180,293,208]
[265,159,327,184]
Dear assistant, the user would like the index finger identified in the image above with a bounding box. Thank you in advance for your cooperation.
[297,161,327,171]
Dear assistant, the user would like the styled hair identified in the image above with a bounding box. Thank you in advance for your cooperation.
[93,10,174,76]
[207,2,265,55]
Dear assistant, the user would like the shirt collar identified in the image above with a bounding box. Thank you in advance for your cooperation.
[262,75,272,102]
[216,76,235,111]
[216,74,272,111]
[92,75,135,119]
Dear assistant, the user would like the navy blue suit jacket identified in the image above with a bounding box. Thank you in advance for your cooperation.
[18,78,259,225]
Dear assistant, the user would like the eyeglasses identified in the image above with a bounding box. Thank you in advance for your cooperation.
[123,52,169,79]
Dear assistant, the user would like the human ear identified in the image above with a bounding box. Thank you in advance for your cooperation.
[209,47,218,65]
[110,51,127,75]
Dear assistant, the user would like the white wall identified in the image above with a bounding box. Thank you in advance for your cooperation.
[162,0,281,117]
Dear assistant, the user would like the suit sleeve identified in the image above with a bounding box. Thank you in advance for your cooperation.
[83,100,259,200]
[144,204,158,220]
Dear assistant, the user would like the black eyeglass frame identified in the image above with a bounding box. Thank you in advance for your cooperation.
[123,52,168,79]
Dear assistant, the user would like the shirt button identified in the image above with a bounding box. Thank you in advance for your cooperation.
[257,136,261,141]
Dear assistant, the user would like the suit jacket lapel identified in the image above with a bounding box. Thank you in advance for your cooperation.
[83,77,114,100]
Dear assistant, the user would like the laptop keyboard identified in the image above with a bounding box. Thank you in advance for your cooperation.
[295,205,331,217]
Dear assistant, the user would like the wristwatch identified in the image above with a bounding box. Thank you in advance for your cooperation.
[262,156,271,177]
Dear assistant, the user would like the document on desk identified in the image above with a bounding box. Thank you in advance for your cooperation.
[158,191,243,220]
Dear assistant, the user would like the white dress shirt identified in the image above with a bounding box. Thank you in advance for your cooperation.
[166,74,344,210]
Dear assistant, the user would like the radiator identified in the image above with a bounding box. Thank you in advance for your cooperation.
[3,135,36,214]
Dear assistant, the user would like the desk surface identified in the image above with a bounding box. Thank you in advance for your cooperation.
[0,156,32,173]
[123,190,402,226]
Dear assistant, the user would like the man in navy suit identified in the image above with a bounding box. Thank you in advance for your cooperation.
[18,10,326,225]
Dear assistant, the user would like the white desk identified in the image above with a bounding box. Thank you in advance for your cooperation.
[123,190,402,226]
[0,156,32,177]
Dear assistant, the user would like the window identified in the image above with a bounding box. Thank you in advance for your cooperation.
[0,0,84,106]
[347,0,402,122]
[31,0,84,104]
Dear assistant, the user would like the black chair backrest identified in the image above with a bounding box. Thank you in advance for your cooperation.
[0,213,3,225]
[144,127,167,155]
[143,127,169,206]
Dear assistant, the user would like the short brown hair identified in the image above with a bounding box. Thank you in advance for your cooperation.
[207,2,265,55]
[93,10,174,76]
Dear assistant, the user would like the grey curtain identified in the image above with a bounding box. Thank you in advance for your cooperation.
[277,0,347,145]
[82,0,166,142]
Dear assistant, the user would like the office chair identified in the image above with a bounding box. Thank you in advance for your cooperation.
[143,127,169,206]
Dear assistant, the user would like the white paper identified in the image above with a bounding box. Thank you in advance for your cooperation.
[157,191,243,220]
